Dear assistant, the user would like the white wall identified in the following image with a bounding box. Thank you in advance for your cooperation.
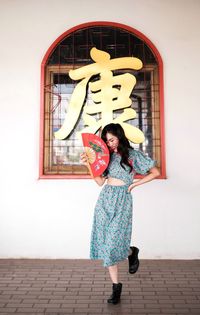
[0,0,200,259]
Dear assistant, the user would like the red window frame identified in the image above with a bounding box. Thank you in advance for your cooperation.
[39,21,166,179]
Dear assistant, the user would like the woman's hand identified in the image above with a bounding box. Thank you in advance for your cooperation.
[128,167,160,192]
[80,152,89,166]
[80,152,107,186]
[127,182,137,192]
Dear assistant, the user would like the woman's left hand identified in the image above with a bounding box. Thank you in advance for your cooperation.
[127,167,160,193]
[127,183,137,192]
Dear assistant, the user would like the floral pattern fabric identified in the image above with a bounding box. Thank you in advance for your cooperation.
[90,148,156,267]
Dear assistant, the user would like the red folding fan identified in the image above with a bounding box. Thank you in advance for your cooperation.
[81,133,110,177]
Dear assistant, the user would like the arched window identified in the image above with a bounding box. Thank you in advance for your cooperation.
[40,22,166,179]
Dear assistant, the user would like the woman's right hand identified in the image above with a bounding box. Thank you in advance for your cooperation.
[80,152,89,166]
[80,152,107,186]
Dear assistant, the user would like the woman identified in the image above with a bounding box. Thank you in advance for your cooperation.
[80,123,160,304]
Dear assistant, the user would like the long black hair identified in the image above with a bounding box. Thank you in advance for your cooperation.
[101,123,133,173]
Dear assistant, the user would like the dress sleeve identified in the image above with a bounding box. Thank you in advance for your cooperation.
[131,149,157,175]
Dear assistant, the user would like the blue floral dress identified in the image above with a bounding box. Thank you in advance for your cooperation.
[90,148,156,267]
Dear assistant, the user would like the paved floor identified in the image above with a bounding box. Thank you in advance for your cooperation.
[0,259,200,315]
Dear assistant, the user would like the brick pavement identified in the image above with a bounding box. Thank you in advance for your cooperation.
[0,259,200,315]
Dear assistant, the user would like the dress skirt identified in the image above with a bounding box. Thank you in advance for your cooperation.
[90,184,133,267]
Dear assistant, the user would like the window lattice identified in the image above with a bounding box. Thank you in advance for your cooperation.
[42,25,163,177]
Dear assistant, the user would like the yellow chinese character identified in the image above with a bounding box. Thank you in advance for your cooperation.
[54,47,145,143]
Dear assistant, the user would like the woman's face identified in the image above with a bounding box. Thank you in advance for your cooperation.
[105,132,119,152]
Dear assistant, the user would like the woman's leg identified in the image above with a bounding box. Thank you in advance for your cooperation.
[107,264,122,304]
[108,264,118,283]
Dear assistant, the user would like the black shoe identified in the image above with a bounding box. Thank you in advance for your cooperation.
[128,246,140,274]
[107,282,122,304]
